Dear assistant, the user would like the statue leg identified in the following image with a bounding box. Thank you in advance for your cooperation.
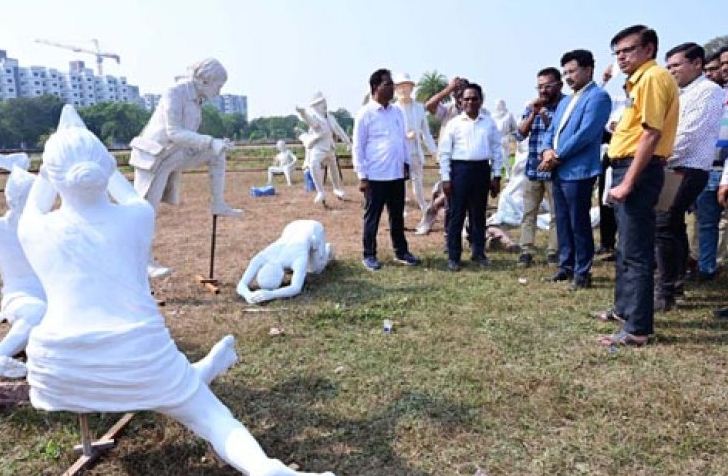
[191,335,238,385]
[308,150,326,204]
[158,384,334,476]
[267,168,274,185]
[326,153,345,199]
[410,153,427,212]
[207,152,242,217]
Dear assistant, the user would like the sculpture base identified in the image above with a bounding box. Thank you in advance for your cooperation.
[196,275,220,294]
[65,413,134,476]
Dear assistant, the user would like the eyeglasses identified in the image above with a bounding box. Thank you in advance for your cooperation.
[612,44,641,56]
[535,82,560,91]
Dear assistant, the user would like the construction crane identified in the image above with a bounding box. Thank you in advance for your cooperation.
[34,38,120,75]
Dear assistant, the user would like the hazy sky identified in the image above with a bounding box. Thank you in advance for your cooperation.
[1,0,725,118]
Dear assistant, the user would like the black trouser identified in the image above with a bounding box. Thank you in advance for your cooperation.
[655,167,709,300]
[598,152,617,249]
[446,160,491,262]
[362,179,409,259]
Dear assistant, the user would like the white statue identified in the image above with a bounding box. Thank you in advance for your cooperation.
[267,140,297,186]
[295,92,351,204]
[0,154,46,378]
[18,106,334,476]
[491,99,517,178]
[393,73,437,213]
[129,58,241,278]
[237,220,333,304]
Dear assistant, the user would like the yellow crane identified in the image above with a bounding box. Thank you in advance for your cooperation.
[35,38,120,75]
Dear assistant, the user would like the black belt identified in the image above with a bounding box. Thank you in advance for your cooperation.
[610,156,664,168]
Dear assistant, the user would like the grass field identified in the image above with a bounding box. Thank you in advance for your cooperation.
[1,163,727,476]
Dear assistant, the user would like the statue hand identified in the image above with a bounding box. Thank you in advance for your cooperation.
[250,290,272,303]
[211,138,231,155]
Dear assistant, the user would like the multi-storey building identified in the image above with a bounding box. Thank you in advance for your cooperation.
[209,94,247,118]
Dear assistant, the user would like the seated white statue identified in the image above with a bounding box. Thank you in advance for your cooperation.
[18,106,334,476]
[129,58,241,278]
[295,92,351,205]
[237,220,333,304]
[267,140,297,186]
[0,154,46,379]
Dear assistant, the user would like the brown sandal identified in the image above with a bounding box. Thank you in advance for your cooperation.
[598,329,648,347]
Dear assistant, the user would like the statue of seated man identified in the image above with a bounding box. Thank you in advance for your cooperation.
[129,58,241,278]
[0,154,46,378]
[18,106,334,476]
[237,220,333,304]
[267,140,297,186]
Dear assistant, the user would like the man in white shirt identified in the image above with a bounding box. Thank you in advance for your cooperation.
[439,83,503,271]
[353,69,420,271]
[654,43,724,311]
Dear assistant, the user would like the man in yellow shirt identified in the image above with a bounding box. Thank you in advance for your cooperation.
[597,25,679,346]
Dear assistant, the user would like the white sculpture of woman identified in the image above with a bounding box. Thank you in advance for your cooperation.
[267,140,297,186]
[295,93,351,205]
[393,73,437,213]
[18,106,334,476]
[0,154,46,378]
[237,220,333,304]
[129,58,241,278]
[491,99,517,179]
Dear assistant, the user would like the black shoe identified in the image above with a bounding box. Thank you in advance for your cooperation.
[447,260,461,272]
[394,252,421,266]
[654,295,675,313]
[517,252,533,268]
[696,271,717,282]
[569,274,592,291]
[548,269,573,282]
[547,253,558,266]
[714,307,728,319]
[595,245,614,256]
[471,255,491,268]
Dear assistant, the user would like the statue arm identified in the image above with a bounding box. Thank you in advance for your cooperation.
[295,107,323,132]
[329,116,352,146]
[107,170,146,206]
[236,253,266,303]
[419,108,438,155]
[162,88,215,150]
[22,168,57,216]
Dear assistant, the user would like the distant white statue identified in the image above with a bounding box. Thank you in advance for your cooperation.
[491,99,517,178]
[129,58,241,278]
[267,140,297,186]
[295,92,351,204]
[0,154,46,379]
[18,106,334,476]
[393,73,437,213]
[237,220,333,304]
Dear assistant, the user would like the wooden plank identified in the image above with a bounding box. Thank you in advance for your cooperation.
[62,412,135,476]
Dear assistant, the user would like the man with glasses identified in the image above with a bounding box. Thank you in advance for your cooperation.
[515,68,564,268]
[539,49,611,290]
[596,25,679,346]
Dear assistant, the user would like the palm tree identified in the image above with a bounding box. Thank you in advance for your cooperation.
[416,71,448,104]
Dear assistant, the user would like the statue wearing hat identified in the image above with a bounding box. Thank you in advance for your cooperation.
[393,73,437,214]
[0,153,46,378]
[295,92,351,205]
[129,58,241,278]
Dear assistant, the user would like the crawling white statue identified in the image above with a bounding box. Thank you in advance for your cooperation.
[18,106,334,476]
[129,58,241,278]
[0,154,46,379]
[237,220,333,304]
[296,92,351,205]
[267,140,297,186]
[393,73,437,213]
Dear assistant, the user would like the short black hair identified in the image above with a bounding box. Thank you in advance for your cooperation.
[537,67,561,82]
[720,46,728,57]
[560,49,595,68]
[369,68,391,94]
[611,25,659,59]
[453,77,470,100]
[706,52,720,64]
[665,42,705,66]
[462,83,483,101]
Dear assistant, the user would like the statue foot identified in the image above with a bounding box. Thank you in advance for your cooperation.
[148,261,172,279]
[0,356,27,379]
[313,193,325,204]
[212,203,243,217]
[205,335,238,380]
[333,189,345,200]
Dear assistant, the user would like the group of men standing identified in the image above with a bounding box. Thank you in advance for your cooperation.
[350,23,728,346]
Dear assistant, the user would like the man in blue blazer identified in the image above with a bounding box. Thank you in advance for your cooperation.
[539,49,612,289]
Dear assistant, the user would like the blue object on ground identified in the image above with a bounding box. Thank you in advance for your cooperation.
[250,185,276,197]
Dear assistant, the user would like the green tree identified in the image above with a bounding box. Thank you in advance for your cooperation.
[80,102,150,146]
[0,95,65,148]
[222,113,248,140]
[199,104,226,138]
[247,115,304,141]
[416,71,448,104]
[331,108,354,136]
[704,34,728,57]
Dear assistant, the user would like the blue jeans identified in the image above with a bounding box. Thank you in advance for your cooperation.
[695,169,724,275]
[612,160,664,336]
[553,176,597,279]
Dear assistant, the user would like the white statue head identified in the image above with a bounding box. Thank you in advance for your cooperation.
[42,105,115,202]
[256,262,285,290]
[310,92,327,116]
[393,73,415,100]
[190,58,228,101]
[4,167,35,211]
[275,140,287,153]
[495,99,507,114]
